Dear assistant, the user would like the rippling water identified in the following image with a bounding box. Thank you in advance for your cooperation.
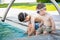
[0,21,28,40]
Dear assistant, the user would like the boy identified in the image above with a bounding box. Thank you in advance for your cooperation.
[18,12,43,36]
[36,3,56,35]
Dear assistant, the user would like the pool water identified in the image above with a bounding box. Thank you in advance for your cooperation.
[0,21,28,40]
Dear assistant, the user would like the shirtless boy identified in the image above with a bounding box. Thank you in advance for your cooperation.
[36,3,56,35]
[18,12,43,36]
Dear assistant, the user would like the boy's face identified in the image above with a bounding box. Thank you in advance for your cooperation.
[40,7,46,15]
[24,16,29,22]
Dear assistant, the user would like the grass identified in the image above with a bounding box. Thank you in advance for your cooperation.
[12,3,36,10]
[46,3,58,11]
[0,4,8,8]
[0,3,60,11]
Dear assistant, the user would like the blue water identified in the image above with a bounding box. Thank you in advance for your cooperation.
[0,21,28,40]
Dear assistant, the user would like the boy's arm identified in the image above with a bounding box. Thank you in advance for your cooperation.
[27,24,34,36]
[28,17,35,36]
[50,0,60,14]
[49,16,56,32]
[39,21,43,27]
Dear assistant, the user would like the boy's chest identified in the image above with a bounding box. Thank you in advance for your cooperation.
[41,15,50,21]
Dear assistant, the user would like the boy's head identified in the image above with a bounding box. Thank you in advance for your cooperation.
[37,3,46,15]
[18,12,28,22]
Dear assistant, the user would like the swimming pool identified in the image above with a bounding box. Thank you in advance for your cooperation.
[0,21,28,40]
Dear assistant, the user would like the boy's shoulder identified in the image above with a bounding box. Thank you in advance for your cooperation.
[46,13,53,19]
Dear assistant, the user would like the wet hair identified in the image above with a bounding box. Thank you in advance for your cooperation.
[36,3,46,14]
[18,12,28,22]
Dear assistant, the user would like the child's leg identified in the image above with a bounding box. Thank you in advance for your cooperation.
[36,27,43,35]
[43,27,52,35]
[36,32,40,35]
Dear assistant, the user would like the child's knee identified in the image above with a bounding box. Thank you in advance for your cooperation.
[36,32,40,35]
[43,31,48,35]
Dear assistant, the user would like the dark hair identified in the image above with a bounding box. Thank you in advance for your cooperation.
[37,3,46,9]
[36,3,46,14]
[18,12,28,22]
